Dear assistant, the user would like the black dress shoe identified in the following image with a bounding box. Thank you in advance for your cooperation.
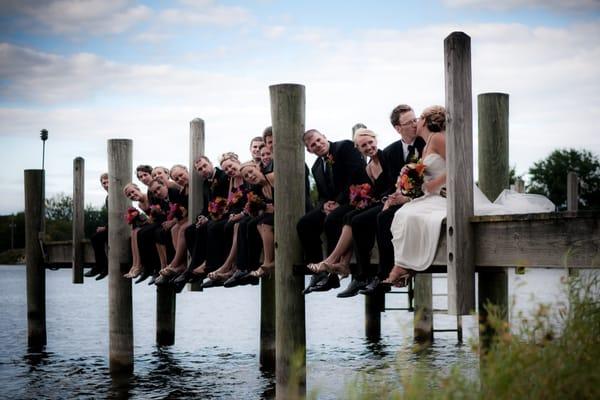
[84,268,100,277]
[135,270,151,284]
[337,278,367,298]
[303,271,328,294]
[201,278,224,289]
[154,274,170,286]
[224,270,250,288]
[148,273,159,285]
[312,273,340,292]
[95,270,108,281]
[358,276,382,295]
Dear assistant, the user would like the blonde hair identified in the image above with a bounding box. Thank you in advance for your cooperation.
[353,128,377,145]
[169,164,188,178]
[240,161,260,171]
[123,182,140,195]
[219,152,240,165]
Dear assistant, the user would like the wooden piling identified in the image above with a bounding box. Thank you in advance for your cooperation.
[156,285,176,345]
[365,290,384,341]
[260,273,276,370]
[444,31,475,315]
[413,274,434,342]
[72,157,85,284]
[188,118,205,292]
[25,169,46,349]
[107,139,133,375]
[477,93,510,349]
[567,172,579,212]
[270,83,306,399]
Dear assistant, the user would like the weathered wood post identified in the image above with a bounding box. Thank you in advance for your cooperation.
[25,169,46,349]
[567,172,579,212]
[260,273,276,370]
[413,274,433,342]
[72,157,85,284]
[107,139,133,375]
[188,118,205,292]
[444,31,475,315]
[365,290,384,341]
[270,83,306,399]
[477,92,510,349]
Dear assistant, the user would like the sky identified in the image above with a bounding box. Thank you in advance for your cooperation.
[1,0,599,214]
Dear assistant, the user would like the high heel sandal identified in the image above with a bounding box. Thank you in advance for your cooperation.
[250,263,274,278]
[306,261,326,274]
[327,262,351,280]
[382,267,414,288]
[123,265,142,279]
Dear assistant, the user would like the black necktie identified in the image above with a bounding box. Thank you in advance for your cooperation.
[406,145,415,162]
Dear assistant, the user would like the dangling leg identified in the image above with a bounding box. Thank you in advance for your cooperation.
[251,223,274,278]
[124,228,143,278]
[208,223,239,280]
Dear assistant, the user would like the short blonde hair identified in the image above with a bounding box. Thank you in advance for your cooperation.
[219,152,240,165]
[420,105,446,132]
[240,161,260,171]
[169,164,187,178]
[353,128,377,145]
[123,182,140,195]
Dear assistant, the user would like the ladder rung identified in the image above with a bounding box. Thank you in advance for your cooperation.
[433,329,459,332]
[384,307,412,311]
[432,293,447,297]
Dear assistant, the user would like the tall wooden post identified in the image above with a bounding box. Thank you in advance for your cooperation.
[365,290,384,341]
[260,273,276,370]
[25,169,46,349]
[271,83,306,399]
[413,274,433,342]
[188,118,205,292]
[156,285,175,345]
[107,139,133,375]
[72,157,85,284]
[444,31,475,315]
[567,172,579,212]
[477,93,510,349]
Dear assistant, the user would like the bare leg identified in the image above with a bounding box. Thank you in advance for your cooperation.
[124,228,143,278]
[258,224,274,267]
[166,221,191,272]
[323,225,353,264]
[171,223,180,249]
[156,243,168,270]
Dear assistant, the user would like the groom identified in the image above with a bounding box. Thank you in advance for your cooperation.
[297,129,369,294]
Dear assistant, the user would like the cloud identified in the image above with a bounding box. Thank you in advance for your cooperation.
[443,0,600,12]
[159,0,251,27]
[1,0,151,35]
[263,26,286,39]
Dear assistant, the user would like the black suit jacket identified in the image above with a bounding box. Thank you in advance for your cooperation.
[381,136,426,197]
[200,167,230,216]
[311,140,369,206]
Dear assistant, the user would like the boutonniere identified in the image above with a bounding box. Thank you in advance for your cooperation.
[210,178,219,191]
[325,154,335,166]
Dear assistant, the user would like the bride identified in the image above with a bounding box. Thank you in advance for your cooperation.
[384,105,555,287]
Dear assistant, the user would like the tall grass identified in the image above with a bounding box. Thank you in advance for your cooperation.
[343,273,600,400]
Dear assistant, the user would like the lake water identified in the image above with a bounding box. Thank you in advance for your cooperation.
[0,265,570,399]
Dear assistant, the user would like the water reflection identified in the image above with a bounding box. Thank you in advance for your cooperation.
[24,350,51,369]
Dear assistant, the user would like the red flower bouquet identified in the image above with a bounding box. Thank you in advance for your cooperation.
[124,207,148,226]
[399,162,426,199]
[349,183,374,210]
[208,196,228,220]
[227,187,244,207]
[244,191,266,216]
[149,204,166,223]
[167,203,187,221]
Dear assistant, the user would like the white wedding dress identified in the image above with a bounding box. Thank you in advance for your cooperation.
[390,153,555,271]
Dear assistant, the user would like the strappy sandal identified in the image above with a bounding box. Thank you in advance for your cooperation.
[306,261,327,274]
[382,266,414,288]
[250,263,274,278]
[123,265,142,279]
[328,262,351,280]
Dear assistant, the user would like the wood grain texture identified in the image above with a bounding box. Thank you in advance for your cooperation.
[567,172,579,212]
[444,31,475,315]
[107,139,134,375]
[188,118,205,292]
[271,83,306,399]
[25,169,46,349]
[413,274,434,342]
[72,157,85,284]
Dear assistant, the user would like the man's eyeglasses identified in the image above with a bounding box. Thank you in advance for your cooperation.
[400,118,418,127]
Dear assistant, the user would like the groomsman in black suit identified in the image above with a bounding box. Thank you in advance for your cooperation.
[173,155,230,290]
[297,129,369,293]
[358,104,426,295]
[85,173,109,280]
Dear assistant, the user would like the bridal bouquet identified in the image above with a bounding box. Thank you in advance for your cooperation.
[124,207,148,226]
[349,183,374,210]
[399,162,426,199]
[244,191,267,216]
[208,196,228,220]
[227,187,245,208]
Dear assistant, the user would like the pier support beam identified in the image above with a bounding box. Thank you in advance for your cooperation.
[413,274,434,342]
[260,273,276,370]
[107,139,133,375]
[445,31,475,315]
[25,169,46,350]
[271,83,306,399]
[188,118,205,292]
[365,290,384,341]
[156,286,176,345]
[477,92,510,349]
[72,157,85,284]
